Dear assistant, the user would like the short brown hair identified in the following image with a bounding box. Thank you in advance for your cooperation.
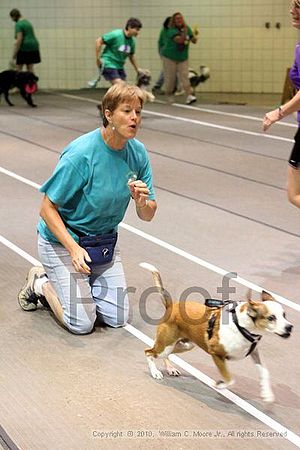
[102,83,144,127]
[125,18,142,30]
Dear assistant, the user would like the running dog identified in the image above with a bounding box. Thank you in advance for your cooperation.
[189,65,210,94]
[0,70,38,107]
[136,69,155,103]
[140,263,293,403]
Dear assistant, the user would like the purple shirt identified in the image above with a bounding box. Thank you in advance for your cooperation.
[289,43,300,124]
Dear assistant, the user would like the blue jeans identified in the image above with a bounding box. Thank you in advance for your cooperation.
[38,234,129,334]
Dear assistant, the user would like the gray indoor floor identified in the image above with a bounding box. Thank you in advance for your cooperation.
[0,88,300,449]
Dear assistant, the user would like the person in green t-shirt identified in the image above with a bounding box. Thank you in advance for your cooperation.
[17,83,157,335]
[152,16,182,95]
[152,16,171,94]
[160,12,198,105]
[95,18,142,85]
[9,8,41,73]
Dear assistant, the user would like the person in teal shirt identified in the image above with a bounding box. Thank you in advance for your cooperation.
[18,83,157,335]
[10,8,41,73]
[160,12,198,105]
[95,18,142,84]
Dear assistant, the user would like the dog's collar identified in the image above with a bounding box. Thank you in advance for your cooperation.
[230,302,262,357]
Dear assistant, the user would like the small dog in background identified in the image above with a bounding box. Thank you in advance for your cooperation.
[136,69,155,103]
[189,65,210,94]
[0,70,38,107]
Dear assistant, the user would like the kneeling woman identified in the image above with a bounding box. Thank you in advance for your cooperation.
[18,83,157,334]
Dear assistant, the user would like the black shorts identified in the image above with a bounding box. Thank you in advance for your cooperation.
[102,68,126,82]
[16,50,41,65]
[289,128,300,169]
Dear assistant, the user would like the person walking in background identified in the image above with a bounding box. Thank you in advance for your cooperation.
[152,16,171,94]
[95,18,142,85]
[17,83,157,334]
[263,0,300,209]
[152,16,183,96]
[160,12,198,105]
[9,8,41,73]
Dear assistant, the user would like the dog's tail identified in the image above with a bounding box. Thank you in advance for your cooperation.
[139,262,172,308]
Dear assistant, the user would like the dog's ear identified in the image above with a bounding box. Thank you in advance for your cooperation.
[261,290,274,302]
[247,299,262,318]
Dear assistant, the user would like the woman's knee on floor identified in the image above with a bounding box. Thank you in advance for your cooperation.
[64,316,96,334]
[63,306,97,334]
[101,305,129,328]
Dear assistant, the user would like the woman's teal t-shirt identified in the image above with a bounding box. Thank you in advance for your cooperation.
[37,128,155,243]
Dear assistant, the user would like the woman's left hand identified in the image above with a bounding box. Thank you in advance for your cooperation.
[128,179,149,207]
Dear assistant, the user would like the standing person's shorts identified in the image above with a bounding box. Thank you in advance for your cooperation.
[289,128,300,169]
[102,68,126,82]
[16,50,41,65]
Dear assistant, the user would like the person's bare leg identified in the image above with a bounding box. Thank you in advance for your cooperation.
[42,282,65,326]
[26,64,34,73]
[15,64,23,72]
[287,165,300,208]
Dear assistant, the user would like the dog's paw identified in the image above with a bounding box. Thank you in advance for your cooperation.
[215,379,235,390]
[166,367,181,377]
[150,368,164,380]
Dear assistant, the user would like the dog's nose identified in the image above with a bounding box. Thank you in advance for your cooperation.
[285,324,293,333]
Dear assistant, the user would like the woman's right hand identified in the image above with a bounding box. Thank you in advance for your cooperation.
[262,108,281,132]
[70,244,91,274]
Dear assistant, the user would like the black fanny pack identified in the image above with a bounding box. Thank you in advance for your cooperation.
[79,233,118,266]
[63,219,118,266]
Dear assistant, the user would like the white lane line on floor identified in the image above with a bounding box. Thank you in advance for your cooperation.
[59,93,294,143]
[0,235,40,266]
[154,98,297,128]
[1,165,299,313]
[142,110,294,143]
[0,166,40,189]
[172,103,298,129]
[1,234,299,448]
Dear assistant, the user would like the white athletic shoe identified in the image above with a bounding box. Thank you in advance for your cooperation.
[186,95,197,105]
[18,266,47,311]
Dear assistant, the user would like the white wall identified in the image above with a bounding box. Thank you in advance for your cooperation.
[0,0,298,93]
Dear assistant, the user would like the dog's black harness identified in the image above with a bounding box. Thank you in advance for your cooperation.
[205,299,262,357]
[207,314,217,340]
[229,302,262,356]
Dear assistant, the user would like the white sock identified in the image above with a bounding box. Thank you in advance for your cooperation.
[34,275,48,296]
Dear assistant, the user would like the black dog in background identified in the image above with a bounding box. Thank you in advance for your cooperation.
[0,70,39,107]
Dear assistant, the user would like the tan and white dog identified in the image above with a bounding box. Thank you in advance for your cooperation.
[140,263,293,403]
